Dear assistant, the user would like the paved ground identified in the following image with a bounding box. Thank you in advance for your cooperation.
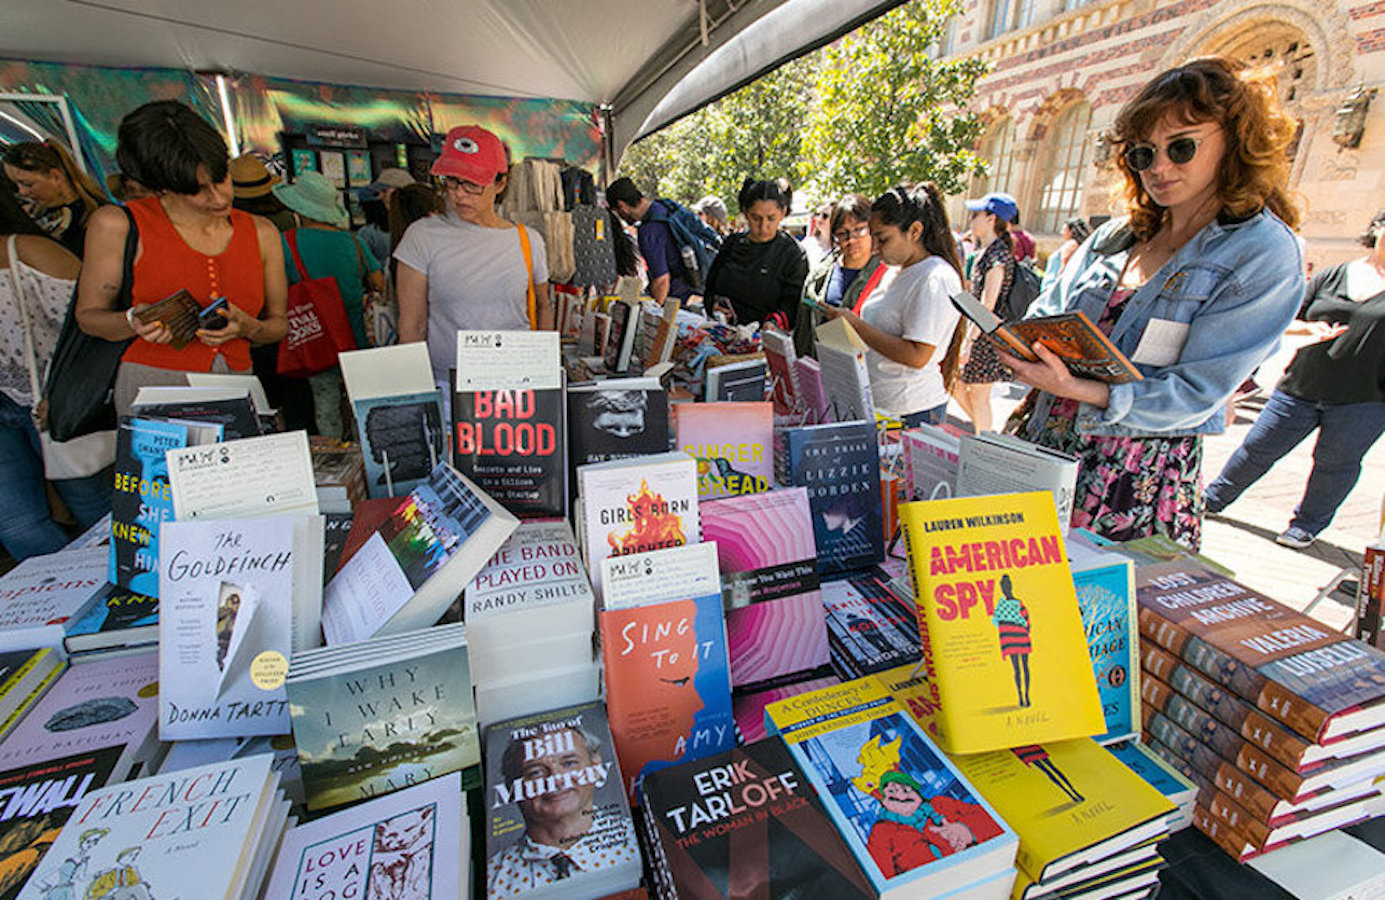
[961,332,1384,633]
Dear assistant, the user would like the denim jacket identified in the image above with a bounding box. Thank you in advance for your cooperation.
[1022,209,1304,438]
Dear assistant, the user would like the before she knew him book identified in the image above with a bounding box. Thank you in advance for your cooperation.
[898,490,1105,754]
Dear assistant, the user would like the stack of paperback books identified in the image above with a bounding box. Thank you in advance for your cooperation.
[1135,561,1385,860]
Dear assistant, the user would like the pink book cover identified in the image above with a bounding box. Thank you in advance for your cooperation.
[732,675,840,744]
[761,330,799,417]
[794,357,830,425]
[700,487,829,687]
[672,401,774,500]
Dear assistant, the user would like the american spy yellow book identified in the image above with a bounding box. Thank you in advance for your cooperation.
[898,490,1103,753]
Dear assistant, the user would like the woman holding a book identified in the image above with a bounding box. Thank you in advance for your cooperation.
[999,57,1305,550]
[76,101,289,415]
[794,193,895,358]
[816,183,965,427]
[702,178,809,329]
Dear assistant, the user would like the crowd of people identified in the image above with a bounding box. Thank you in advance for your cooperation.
[0,54,1380,565]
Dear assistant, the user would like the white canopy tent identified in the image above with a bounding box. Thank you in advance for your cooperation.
[3,0,906,168]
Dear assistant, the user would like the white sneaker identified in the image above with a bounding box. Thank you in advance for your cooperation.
[1275,527,1315,549]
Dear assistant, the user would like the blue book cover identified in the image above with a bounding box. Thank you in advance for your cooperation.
[1105,740,1195,806]
[783,420,883,575]
[64,583,157,644]
[770,684,1017,896]
[108,417,191,597]
[352,389,447,499]
[1069,544,1139,744]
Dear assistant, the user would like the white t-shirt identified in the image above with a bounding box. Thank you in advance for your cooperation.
[858,255,962,416]
[393,212,549,383]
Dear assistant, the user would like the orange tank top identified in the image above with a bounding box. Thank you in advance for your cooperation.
[121,196,265,372]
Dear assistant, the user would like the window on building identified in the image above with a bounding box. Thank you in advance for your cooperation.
[940,17,957,57]
[977,117,1017,196]
[1064,0,1097,10]
[989,0,1039,38]
[1034,100,1092,233]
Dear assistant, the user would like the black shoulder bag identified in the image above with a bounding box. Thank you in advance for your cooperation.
[45,206,138,441]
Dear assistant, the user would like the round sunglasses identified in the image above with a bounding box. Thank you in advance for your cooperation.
[1123,135,1206,172]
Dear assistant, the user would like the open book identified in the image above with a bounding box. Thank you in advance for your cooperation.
[951,291,1142,384]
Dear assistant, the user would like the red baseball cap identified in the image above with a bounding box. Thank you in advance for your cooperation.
[431,125,509,185]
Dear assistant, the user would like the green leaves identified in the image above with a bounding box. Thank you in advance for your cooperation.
[620,0,992,210]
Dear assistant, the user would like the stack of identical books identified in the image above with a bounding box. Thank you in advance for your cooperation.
[1135,561,1385,861]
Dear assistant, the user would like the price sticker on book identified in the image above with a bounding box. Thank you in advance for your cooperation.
[455,330,561,392]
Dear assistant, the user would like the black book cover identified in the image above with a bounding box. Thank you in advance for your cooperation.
[605,300,633,373]
[452,386,567,518]
[641,736,874,900]
[822,571,922,679]
[567,384,671,468]
[784,421,884,575]
[321,512,353,582]
[131,396,262,439]
[0,746,124,900]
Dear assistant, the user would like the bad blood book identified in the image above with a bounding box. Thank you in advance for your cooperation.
[897,490,1105,754]
[1136,561,1385,742]
[950,291,1142,384]
[453,384,567,519]
[640,736,875,900]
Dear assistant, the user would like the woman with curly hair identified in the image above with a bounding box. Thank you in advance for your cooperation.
[1000,57,1305,550]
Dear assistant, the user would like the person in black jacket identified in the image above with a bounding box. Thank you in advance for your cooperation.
[703,178,809,329]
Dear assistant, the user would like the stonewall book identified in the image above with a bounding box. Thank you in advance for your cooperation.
[1135,560,1385,742]
[779,420,884,576]
[14,754,285,900]
[453,382,567,518]
[673,401,773,500]
[285,622,479,811]
[640,736,876,900]
[157,517,304,740]
[599,543,735,805]
[897,491,1104,754]
[576,451,699,602]
[485,701,643,899]
[700,488,828,687]
[764,678,1018,899]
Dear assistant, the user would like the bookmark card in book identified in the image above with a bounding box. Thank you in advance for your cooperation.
[167,430,320,520]
[814,317,875,424]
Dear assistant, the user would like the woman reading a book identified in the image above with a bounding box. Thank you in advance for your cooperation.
[817,183,966,427]
[76,101,289,415]
[794,192,895,358]
[998,57,1305,550]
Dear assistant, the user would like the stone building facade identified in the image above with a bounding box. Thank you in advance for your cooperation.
[942,0,1385,268]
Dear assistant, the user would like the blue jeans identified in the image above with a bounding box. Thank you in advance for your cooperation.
[0,394,112,560]
[1204,390,1385,536]
[901,402,949,428]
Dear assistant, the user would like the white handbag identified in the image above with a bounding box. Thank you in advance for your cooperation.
[7,235,117,479]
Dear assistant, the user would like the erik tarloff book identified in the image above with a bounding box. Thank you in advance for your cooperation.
[157,517,304,740]
[485,702,642,899]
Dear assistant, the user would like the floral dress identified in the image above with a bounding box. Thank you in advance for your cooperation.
[961,238,1016,384]
[1011,287,1204,550]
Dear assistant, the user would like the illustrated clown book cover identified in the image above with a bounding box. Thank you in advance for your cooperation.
[640,736,875,900]
[898,490,1104,754]
[764,678,1017,898]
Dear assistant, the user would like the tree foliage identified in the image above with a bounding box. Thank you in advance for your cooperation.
[619,0,991,210]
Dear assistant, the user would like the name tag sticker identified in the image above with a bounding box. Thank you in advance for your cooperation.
[1131,318,1190,367]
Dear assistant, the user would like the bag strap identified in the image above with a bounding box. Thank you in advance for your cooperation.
[351,233,368,282]
[850,261,890,316]
[516,224,538,329]
[114,204,138,311]
[285,230,311,283]
[6,235,45,408]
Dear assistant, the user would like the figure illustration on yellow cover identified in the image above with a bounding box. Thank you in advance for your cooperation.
[991,574,1032,707]
[84,846,152,900]
[1013,745,1083,803]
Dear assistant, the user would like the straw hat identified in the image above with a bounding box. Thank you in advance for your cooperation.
[272,171,348,227]
[229,154,280,200]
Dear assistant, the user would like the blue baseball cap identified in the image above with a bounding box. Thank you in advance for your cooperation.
[965,192,1019,223]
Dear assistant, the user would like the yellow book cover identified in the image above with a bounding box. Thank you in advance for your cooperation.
[898,490,1104,753]
[950,738,1175,883]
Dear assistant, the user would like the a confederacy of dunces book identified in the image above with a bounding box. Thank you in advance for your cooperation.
[599,542,735,805]
[640,736,876,900]
[262,771,465,900]
[764,678,1018,900]
[485,701,643,900]
[285,622,479,811]
[898,491,1105,754]
[15,754,284,900]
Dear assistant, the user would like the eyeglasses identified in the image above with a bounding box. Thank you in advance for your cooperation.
[1123,135,1208,172]
[437,176,488,195]
[833,224,870,243]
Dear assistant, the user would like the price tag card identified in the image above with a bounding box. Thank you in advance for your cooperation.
[455,330,561,392]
